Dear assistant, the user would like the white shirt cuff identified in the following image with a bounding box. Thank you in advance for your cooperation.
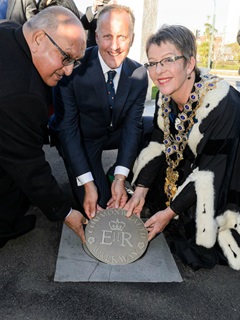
[64,208,72,220]
[114,166,129,177]
[76,172,94,186]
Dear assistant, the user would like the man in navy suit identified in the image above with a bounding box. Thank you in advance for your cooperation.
[49,4,151,219]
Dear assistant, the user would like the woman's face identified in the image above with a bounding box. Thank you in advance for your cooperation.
[147,41,195,99]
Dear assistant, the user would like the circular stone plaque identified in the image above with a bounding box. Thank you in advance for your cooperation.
[84,208,148,265]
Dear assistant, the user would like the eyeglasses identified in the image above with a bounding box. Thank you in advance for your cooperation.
[144,56,185,70]
[44,32,81,69]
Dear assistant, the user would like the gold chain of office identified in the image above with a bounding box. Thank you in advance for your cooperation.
[162,75,220,206]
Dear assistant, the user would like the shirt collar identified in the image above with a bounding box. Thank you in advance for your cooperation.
[98,51,122,76]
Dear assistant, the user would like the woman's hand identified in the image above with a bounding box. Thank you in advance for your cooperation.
[124,186,149,218]
[144,207,176,241]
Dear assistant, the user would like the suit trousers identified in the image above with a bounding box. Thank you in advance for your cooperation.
[0,166,31,236]
[52,116,154,214]
[56,128,122,213]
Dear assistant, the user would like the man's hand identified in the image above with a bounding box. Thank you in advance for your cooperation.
[107,176,128,209]
[92,0,104,12]
[124,186,149,218]
[64,209,88,243]
[92,0,118,12]
[144,207,176,241]
[83,181,102,219]
[108,0,118,4]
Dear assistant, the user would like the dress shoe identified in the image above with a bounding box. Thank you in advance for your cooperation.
[0,239,8,249]
[0,214,36,248]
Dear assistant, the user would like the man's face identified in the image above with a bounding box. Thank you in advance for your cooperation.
[95,11,134,69]
[33,24,86,87]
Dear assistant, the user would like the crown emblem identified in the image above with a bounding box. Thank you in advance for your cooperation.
[109,219,126,231]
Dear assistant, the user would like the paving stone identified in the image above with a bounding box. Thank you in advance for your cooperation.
[54,224,183,282]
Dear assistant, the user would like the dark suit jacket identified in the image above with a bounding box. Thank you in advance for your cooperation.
[50,46,148,178]
[6,0,37,24]
[0,21,70,221]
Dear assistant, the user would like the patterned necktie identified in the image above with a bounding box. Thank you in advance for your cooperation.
[106,70,116,111]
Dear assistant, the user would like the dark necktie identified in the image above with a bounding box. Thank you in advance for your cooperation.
[106,70,116,111]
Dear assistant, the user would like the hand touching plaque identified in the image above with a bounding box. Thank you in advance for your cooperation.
[84,208,148,265]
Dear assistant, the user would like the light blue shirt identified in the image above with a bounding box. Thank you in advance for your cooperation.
[0,0,8,20]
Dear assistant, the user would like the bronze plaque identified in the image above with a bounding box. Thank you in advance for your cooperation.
[84,208,148,265]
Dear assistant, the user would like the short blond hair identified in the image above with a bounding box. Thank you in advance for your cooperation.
[96,4,135,34]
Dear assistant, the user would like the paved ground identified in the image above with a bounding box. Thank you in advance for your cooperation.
[1,75,240,319]
[1,143,240,320]
[54,225,182,283]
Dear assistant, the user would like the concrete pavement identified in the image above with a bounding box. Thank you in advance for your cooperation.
[1,75,240,319]
[1,145,240,320]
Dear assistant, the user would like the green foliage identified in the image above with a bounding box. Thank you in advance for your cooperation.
[213,60,239,70]
[152,85,158,100]
[225,42,240,62]
[197,19,240,70]
[197,42,210,67]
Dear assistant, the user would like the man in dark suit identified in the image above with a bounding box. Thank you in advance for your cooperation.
[0,6,87,248]
[0,0,38,24]
[49,4,152,219]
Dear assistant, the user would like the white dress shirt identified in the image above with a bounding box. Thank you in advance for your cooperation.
[76,51,129,186]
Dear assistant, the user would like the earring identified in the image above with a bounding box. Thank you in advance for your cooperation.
[187,74,191,80]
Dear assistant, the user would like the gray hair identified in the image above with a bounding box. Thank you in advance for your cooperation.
[146,24,197,62]
[96,4,135,34]
[25,6,81,33]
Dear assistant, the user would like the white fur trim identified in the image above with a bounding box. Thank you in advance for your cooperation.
[188,123,203,157]
[172,168,198,199]
[156,99,164,131]
[173,168,217,248]
[217,210,240,270]
[194,170,217,248]
[132,141,165,184]
[156,76,230,157]
[188,79,229,156]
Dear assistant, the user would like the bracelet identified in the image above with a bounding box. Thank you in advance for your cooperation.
[114,178,124,182]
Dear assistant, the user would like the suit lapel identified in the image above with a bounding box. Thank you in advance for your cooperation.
[86,48,111,121]
[112,60,132,126]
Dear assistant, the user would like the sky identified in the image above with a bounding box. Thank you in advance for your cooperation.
[75,0,240,44]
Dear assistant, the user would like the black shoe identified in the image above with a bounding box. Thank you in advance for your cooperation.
[0,214,37,246]
[13,214,37,239]
[0,239,8,249]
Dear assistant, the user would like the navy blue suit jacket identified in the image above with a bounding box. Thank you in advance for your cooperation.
[50,46,148,177]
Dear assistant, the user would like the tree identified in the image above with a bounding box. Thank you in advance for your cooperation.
[197,17,217,68]
[198,41,210,67]
[226,42,240,62]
